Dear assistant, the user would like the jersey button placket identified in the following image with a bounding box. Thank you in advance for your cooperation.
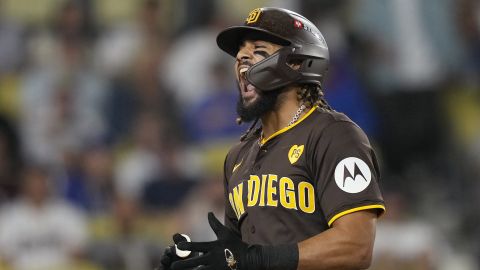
[252,144,266,173]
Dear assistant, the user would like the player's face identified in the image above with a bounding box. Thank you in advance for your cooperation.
[235,40,282,121]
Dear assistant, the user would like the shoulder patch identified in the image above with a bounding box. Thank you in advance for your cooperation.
[288,145,304,164]
[334,157,371,193]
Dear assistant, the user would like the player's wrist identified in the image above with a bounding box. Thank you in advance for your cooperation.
[249,244,298,270]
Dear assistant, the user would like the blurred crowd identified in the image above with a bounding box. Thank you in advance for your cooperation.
[0,0,478,269]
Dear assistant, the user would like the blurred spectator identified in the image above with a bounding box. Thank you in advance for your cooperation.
[98,0,182,144]
[62,145,115,214]
[27,0,96,72]
[114,111,168,200]
[455,0,480,80]
[20,0,107,169]
[140,139,199,210]
[0,115,22,203]
[0,4,27,73]
[346,0,463,172]
[87,196,162,270]
[177,0,216,33]
[0,165,89,270]
[371,192,476,270]
[129,46,183,142]
[301,2,380,137]
[114,109,196,208]
[141,144,198,210]
[371,193,443,270]
[94,0,167,78]
[184,62,244,143]
[175,174,224,241]
[323,53,379,137]
[51,0,96,45]
[161,13,231,107]
[102,51,181,145]
[20,77,106,168]
[350,0,464,90]
[0,3,27,122]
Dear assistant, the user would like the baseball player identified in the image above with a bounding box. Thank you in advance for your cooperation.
[159,7,385,270]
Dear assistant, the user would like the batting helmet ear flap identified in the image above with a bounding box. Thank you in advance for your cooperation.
[291,43,329,87]
[246,47,301,91]
[246,44,329,91]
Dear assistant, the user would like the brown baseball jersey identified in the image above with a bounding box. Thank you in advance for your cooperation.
[223,106,385,245]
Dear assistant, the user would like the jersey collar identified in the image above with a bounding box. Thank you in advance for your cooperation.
[259,106,318,146]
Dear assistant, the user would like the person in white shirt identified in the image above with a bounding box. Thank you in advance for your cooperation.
[0,166,88,270]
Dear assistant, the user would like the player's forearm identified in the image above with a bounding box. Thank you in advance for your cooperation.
[297,211,377,270]
[297,230,372,270]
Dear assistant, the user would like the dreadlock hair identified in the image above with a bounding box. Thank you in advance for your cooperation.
[296,84,333,112]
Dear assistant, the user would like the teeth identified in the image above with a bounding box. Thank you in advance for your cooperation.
[239,67,248,74]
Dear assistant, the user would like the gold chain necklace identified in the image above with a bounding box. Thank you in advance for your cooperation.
[287,104,307,126]
[258,104,306,146]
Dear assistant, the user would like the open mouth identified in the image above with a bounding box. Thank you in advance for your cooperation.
[238,66,257,102]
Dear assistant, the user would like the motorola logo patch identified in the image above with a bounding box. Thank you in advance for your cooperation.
[334,157,371,193]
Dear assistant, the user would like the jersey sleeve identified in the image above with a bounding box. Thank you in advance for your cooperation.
[312,121,385,227]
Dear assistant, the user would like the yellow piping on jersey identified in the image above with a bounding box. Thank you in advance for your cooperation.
[260,106,318,146]
[328,204,386,227]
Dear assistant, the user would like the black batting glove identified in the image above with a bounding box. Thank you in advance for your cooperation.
[171,212,299,270]
[157,233,195,270]
[171,212,257,270]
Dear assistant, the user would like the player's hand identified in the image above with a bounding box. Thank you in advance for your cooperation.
[171,212,262,270]
[156,233,196,270]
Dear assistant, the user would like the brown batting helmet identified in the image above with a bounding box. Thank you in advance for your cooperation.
[217,7,329,91]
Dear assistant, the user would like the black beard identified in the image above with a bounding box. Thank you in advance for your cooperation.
[236,87,280,122]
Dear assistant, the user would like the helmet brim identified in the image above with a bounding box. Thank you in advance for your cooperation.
[217,26,291,57]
